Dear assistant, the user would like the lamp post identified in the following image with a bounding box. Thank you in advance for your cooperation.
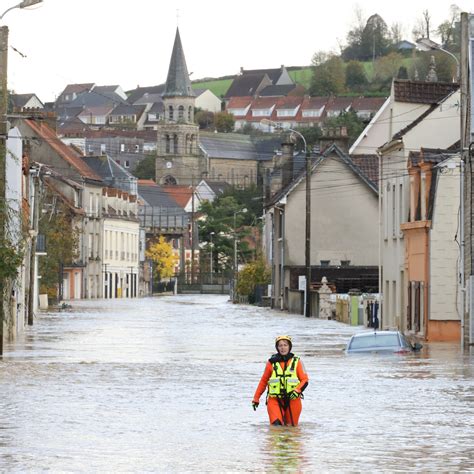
[209,231,215,284]
[0,0,43,355]
[415,38,460,81]
[261,119,312,317]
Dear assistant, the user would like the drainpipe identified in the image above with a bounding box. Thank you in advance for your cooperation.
[280,208,285,310]
[377,149,383,329]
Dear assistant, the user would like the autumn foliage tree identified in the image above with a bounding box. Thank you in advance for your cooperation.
[146,236,178,280]
[236,257,271,301]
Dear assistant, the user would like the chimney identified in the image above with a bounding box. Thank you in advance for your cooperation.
[280,142,294,188]
[319,126,349,154]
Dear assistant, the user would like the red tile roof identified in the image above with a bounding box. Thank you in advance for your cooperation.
[393,80,458,104]
[25,119,102,181]
[161,185,193,208]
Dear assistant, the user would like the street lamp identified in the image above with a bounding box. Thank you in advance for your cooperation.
[233,208,247,302]
[209,231,215,284]
[0,0,43,20]
[261,118,312,317]
[415,38,460,81]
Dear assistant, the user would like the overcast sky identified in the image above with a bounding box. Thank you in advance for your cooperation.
[3,0,471,102]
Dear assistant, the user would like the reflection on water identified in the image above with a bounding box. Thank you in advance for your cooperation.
[263,426,307,473]
[0,295,473,471]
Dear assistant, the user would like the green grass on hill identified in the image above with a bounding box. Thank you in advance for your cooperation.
[192,79,233,98]
[288,68,312,89]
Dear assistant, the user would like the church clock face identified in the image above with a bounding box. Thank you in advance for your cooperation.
[166,161,173,169]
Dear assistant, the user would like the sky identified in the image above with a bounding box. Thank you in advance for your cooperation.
[3,0,472,103]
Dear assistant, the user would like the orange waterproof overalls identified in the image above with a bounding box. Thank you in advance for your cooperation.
[253,356,309,426]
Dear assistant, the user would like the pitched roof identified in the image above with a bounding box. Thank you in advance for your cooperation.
[78,105,115,117]
[110,104,146,116]
[227,96,253,109]
[224,73,267,98]
[205,181,231,195]
[161,185,193,208]
[126,85,165,104]
[266,144,378,207]
[24,119,101,181]
[240,67,287,84]
[259,84,298,97]
[351,97,386,111]
[137,181,183,209]
[59,83,95,96]
[69,90,126,108]
[10,93,40,108]
[393,79,459,104]
[199,132,280,161]
[350,154,379,188]
[408,147,458,166]
[163,28,195,98]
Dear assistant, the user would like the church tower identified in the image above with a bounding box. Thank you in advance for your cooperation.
[155,28,205,185]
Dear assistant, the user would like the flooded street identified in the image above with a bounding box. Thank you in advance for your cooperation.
[1,295,473,472]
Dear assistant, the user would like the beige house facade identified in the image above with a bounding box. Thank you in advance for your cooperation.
[264,144,379,312]
[377,83,460,332]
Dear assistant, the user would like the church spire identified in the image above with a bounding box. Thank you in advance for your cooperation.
[163,27,195,98]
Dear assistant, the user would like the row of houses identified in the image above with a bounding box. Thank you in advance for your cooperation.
[228,95,386,130]
[262,77,462,343]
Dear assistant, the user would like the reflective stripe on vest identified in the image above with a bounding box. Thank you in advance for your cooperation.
[268,357,300,397]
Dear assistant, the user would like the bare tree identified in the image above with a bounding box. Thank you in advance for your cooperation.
[412,9,432,40]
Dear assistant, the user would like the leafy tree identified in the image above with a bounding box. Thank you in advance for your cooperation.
[38,198,80,301]
[341,7,366,60]
[360,14,392,61]
[325,110,365,147]
[373,52,404,87]
[397,66,409,79]
[215,111,235,132]
[294,126,323,148]
[195,110,215,129]
[309,54,345,96]
[345,60,368,92]
[236,257,271,298]
[436,5,461,51]
[146,236,178,280]
[133,154,155,180]
[411,51,456,82]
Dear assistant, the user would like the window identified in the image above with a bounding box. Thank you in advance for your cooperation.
[124,160,130,168]
[188,106,192,122]
[165,134,170,153]
[173,134,178,154]
[341,260,351,266]
[169,105,174,121]
[100,144,106,155]
[120,144,125,152]
[178,105,184,120]
[320,260,330,267]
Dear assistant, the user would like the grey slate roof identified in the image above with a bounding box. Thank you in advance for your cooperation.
[199,132,281,161]
[266,143,378,207]
[127,85,166,104]
[138,182,184,209]
[241,68,286,84]
[259,84,297,97]
[69,90,127,108]
[224,73,267,98]
[163,28,195,98]
[10,93,38,108]
[78,155,137,194]
[110,104,146,117]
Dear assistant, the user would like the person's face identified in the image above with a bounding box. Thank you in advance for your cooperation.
[277,340,290,355]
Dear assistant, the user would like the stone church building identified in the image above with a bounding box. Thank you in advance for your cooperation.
[155,28,280,187]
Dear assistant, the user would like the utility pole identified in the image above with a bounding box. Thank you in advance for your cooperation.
[305,146,312,317]
[0,25,8,354]
[27,169,40,325]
